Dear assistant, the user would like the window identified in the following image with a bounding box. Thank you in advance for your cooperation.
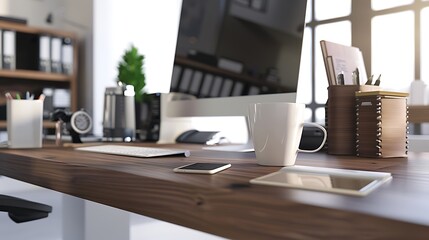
[371,0,413,11]
[300,0,352,123]
[314,21,351,104]
[315,0,351,20]
[302,0,429,124]
[372,11,414,91]
[422,7,429,81]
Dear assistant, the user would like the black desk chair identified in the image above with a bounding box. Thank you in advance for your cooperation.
[0,194,52,223]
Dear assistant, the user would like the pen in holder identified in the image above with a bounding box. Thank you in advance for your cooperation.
[326,85,379,155]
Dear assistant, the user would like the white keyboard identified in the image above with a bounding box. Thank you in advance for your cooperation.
[76,144,190,158]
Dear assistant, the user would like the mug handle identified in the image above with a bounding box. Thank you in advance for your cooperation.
[297,123,327,153]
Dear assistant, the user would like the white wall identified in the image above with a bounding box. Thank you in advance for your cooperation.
[93,0,182,136]
[0,1,9,15]
[7,0,64,28]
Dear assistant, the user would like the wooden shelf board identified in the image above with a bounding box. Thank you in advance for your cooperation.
[0,69,71,82]
[0,120,56,129]
[0,21,77,38]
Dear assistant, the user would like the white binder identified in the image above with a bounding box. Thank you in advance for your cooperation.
[61,37,73,75]
[39,35,51,72]
[3,30,15,70]
[50,37,62,73]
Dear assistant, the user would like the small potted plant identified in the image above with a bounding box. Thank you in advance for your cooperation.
[117,45,146,102]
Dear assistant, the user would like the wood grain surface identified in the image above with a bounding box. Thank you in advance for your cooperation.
[0,143,428,239]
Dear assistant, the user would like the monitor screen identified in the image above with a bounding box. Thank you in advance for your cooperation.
[166,0,307,117]
[154,0,308,146]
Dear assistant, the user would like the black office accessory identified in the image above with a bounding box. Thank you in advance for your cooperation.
[0,194,52,223]
[51,109,93,143]
[174,163,231,174]
[299,126,327,151]
[176,129,224,145]
[136,93,161,141]
[16,32,40,71]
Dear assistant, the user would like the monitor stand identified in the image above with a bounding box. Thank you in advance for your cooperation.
[202,142,254,152]
[203,119,254,152]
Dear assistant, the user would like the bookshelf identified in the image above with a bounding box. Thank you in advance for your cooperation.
[0,20,78,129]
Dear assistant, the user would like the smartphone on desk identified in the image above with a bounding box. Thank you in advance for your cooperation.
[173,163,231,174]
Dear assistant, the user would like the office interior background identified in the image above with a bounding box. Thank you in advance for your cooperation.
[0,0,429,239]
[2,0,428,136]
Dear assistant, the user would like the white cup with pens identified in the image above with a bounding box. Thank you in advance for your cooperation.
[5,92,45,149]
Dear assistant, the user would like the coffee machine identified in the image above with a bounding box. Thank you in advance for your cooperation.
[102,85,135,142]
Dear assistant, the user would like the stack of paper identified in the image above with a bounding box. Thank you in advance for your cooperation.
[320,40,368,85]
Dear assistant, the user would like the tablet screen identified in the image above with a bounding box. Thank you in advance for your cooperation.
[250,166,392,196]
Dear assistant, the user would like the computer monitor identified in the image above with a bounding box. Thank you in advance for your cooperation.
[165,0,308,118]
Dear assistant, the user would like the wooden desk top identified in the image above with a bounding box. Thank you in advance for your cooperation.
[0,143,428,239]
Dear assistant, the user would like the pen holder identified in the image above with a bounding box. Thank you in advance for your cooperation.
[7,99,44,148]
[326,85,379,155]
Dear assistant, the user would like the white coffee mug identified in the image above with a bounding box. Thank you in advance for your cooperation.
[248,103,327,166]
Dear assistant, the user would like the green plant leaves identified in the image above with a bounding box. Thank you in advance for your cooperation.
[117,45,146,102]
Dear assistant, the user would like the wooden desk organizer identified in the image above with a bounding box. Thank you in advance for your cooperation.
[355,91,409,158]
[326,85,380,155]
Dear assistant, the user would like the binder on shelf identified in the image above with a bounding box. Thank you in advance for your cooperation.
[231,82,244,96]
[0,29,2,69]
[50,36,62,73]
[210,76,223,97]
[16,32,39,71]
[200,75,213,97]
[189,71,202,95]
[2,30,16,70]
[220,78,233,97]
[61,37,73,75]
[355,91,409,158]
[248,86,261,95]
[39,35,51,72]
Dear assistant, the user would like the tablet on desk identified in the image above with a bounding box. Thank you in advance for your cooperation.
[250,166,392,196]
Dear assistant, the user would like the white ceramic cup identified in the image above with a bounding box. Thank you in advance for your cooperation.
[248,103,327,166]
[7,99,44,149]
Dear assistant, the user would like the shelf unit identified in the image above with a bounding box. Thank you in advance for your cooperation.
[0,20,78,129]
